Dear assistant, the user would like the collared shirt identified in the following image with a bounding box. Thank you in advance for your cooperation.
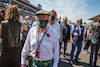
[70,25,85,35]
[24,20,32,29]
[21,26,59,67]
[32,21,38,27]
[19,15,24,23]
[48,21,60,39]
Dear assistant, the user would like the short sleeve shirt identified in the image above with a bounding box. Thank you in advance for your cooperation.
[70,25,85,35]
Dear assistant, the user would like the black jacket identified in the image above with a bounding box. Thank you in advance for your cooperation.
[63,24,70,42]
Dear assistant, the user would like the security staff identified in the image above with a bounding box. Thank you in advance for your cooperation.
[21,10,59,67]
[69,18,85,65]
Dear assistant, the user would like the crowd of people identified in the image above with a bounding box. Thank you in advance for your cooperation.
[0,4,100,67]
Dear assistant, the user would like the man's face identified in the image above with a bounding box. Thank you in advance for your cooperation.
[77,18,82,25]
[36,14,49,28]
[63,17,67,22]
[50,12,56,21]
[25,16,31,21]
[28,17,31,20]
[63,17,67,25]
[77,20,81,25]
[37,14,49,20]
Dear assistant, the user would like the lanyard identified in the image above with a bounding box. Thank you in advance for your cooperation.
[36,28,48,50]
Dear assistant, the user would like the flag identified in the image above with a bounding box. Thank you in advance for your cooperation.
[38,4,42,10]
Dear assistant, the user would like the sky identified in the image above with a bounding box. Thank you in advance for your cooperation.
[29,0,100,23]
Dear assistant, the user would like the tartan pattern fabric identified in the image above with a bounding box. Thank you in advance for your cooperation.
[36,10,51,15]
[36,20,48,28]
[28,56,52,67]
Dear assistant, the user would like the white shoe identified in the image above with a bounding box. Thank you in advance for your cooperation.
[83,50,87,54]
[69,60,73,65]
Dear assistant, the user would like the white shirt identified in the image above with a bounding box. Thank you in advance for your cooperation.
[21,26,59,67]
[49,21,60,39]
[70,25,85,35]
[32,21,38,27]
[19,15,24,23]
[24,20,32,29]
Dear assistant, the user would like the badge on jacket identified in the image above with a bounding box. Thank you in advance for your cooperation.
[73,32,78,36]
[75,26,79,30]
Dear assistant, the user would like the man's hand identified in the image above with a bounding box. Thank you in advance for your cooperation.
[81,40,84,44]
[70,39,74,44]
[59,39,60,43]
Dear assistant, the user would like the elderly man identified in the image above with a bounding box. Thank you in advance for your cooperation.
[49,10,60,42]
[69,18,85,65]
[24,16,32,29]
[21,16,32,48]
[21,10,59,67]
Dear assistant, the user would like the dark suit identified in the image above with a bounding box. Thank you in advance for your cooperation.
[63,24,70,55]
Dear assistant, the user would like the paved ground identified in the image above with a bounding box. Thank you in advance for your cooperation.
[1,41,100,67]
[59,42,100,67]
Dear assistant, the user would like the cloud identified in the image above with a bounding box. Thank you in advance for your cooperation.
[29,0,89,22]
